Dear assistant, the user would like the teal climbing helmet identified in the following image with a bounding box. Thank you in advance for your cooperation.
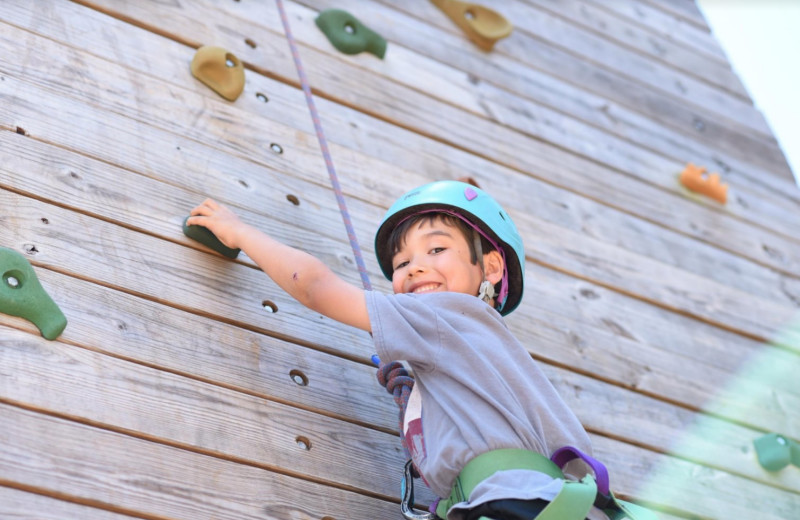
[375,180,525,315]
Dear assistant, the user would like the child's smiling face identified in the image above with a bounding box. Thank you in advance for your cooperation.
[391,218,484,297]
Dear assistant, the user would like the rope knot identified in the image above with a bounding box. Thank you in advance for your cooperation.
[377,361,415,408]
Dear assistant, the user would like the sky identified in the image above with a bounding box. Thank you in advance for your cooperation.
[697,0,800,187]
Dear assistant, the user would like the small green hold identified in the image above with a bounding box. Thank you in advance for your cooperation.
[182,217,241,259]
[753,433,798,472]
[315,9,387,59]
[0,247,67,340]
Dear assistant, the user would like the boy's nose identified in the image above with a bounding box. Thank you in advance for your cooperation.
[406,260,427,276]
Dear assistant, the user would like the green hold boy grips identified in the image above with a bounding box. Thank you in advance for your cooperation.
[0,247,67,340]
[182,217,241,259]
[753,433,800,471]
[315,9,387,59]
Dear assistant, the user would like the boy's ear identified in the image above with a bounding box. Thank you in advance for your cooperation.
[483,250,504,285]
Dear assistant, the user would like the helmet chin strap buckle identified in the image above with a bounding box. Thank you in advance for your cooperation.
[478,279,496,304]
[473,230,496,306]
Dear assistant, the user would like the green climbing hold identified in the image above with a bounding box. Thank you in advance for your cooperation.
[315,9,387,59]
[753,433,799,472]
[0,247,67,340]
[183,217,241,259]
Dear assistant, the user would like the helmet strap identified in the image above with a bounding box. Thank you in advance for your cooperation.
[473,230,496,306]
[477,280,497,305]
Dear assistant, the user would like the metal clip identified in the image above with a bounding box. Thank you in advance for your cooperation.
[401,460,436,520]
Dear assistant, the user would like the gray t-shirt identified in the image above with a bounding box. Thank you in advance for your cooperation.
[367,291,606,519]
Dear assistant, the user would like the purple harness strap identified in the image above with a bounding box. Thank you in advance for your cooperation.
[551,446,610,496]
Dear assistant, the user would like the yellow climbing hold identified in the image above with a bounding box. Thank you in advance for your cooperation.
[430,0,512,51]
[190,46,245,101]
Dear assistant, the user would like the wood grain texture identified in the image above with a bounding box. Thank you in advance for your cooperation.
[0,486,143,520]
[0,404,400,520]
[23,0,798,246]
[1,1,798,518]
[3,130,798,415]
[2,8,798,304]
[511,0,748,99]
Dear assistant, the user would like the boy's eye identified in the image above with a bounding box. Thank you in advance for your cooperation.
[394,260,409,270]
[430,247,445,255]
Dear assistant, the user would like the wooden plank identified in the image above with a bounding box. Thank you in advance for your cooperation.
[497,0,764,132]
[2,86,798,316]
[1,125,796,439]
[582,0,728,62]
[2,322,799,513]
[291,0,800,229]
[3,93,799,359]
[591,435,800,520]
[7,0,799,251]
[5,278,800,493]
[357,0,768,139]
[113,0,800,246]
[3,229,796,444]
[0,486,141,520]
[0,404,400,519]
[280,0,795,191]
[0,326,413,501]
[526,264,800,402]
[0,186,375,358]
[1,2,796,517]
[1,40,798,346]
[0,264,396,433]
[641,0,712,31]
[0,173,797,448]
[1,0,792,436]
[4,400,799,520]
[3,5,798,277]
[508,0,748,100]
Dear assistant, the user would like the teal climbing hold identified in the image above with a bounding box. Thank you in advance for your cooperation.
[0,247,67,340]
[182,217,241,259]
[315,9,387,59]
[753,433,799,471]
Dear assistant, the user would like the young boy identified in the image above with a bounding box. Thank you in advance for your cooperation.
[188,180,608,520]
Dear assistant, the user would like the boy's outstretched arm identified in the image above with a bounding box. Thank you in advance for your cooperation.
[187,199,371,332]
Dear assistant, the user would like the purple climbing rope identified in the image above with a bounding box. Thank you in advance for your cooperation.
[275,0,371,291]
[274,0,417,472]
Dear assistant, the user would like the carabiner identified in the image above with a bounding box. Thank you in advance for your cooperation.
[401,460,437,520]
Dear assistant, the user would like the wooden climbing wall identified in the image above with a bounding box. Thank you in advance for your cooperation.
[1,0,799,518]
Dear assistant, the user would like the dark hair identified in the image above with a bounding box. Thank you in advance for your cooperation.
[388,213,495,267]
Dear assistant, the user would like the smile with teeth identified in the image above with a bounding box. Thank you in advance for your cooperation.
[411,283,441,294]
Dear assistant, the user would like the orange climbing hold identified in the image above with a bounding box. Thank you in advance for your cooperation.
[191,46,245,101]
[679,163,728,204]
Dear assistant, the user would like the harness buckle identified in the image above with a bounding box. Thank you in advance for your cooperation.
[401,460,437,520]
[593,490,614,510]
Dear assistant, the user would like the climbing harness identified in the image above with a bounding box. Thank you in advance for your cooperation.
[374,357,656,520]
[435,448,596,520]
[433,447,657,520]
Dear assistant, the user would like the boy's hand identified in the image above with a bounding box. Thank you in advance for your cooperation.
[187,199,247,249]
